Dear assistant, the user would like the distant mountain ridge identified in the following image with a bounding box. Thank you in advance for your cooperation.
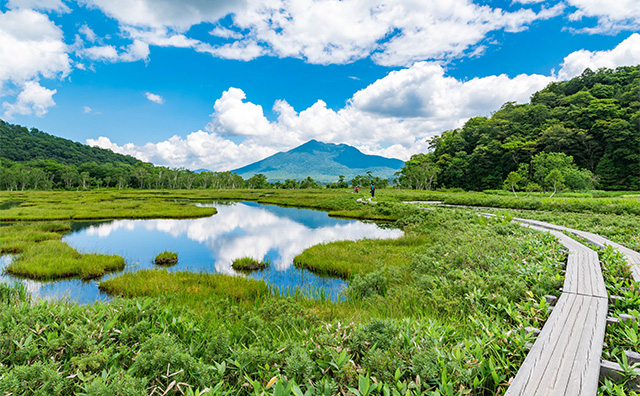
[232,140,404,183]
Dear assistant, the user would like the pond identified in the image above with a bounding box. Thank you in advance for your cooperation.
[0,201,403,303]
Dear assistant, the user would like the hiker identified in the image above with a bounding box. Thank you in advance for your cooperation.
[370,184,375,198]
[355,186,359,193]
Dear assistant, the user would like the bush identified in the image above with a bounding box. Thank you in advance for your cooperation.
[345,269,389,299]
[284,346,315,381]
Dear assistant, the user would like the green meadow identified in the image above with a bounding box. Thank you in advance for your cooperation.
[0,189,639,395]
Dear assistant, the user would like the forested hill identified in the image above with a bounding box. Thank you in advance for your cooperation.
[0,120,140,167]
[426,65,640,191]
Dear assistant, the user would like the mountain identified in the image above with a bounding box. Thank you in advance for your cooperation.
[232,140,404,183]
[0,120,141,167]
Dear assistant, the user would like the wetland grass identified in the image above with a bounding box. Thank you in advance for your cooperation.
[293,234,425,279]
[0,222,69,254]
[5,240,124,280]
[0,190,217,221]
[2,189,638,395]
[154,250,178,265]
[99,269,269,303]
[232,256,270,271]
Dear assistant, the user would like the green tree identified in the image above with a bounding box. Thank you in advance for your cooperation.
[545,169,564,197]
[247,173,269,189]
[503,171,522,197]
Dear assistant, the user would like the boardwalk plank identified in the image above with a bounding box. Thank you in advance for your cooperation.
[505,219,608,396]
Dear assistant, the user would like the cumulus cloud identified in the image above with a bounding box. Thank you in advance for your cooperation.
[83,106,92,113]
[0,9,70,91]
[144,92,164,104]
[6,0,70,12]
[84,0,241,31]
[557,33,640,79]
[88,64,552,171]
[87,34,640,172]
[567,0,640,34]
[3,81,56,118]
[83,0,562,66]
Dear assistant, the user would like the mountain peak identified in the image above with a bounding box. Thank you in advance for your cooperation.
[232,140,403,183]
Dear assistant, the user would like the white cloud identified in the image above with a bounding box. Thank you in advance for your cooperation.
[88,64,552,171]
[567,0,640,33]
[3,81,56,118]
[0,9,70,91]
[145,92,164,104]
[84,0,241,31]
[82,0,563,67]
[6,0,70,12]
[83,106,92,113]
[512,0,547,4]
[79,24,97,42]
[85,31,640,173]
[557,33,640,80]
[79,40,149,63]
[209,26,243,40]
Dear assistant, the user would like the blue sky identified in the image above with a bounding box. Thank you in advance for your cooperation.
[1,0,639,171]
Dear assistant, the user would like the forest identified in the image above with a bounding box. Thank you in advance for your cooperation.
[396,65,640,191]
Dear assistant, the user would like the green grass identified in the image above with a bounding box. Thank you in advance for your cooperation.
[294,234,425,279]
[154,251,178,265]
[5,240,125,280]
[231,256,270,271]
[1,188,639,395]
[0,222,69,254]
[99,269,270,305]
[0,190,217,221]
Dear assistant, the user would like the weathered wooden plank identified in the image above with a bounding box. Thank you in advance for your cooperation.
[505,293,607,396]
[505,218,609,396]
[519,223,606,298]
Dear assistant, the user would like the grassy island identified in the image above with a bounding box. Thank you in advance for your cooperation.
[154,251,178,265]
[5,240,125,280]
[231,256,270,272]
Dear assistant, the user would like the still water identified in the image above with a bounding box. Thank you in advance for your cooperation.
[0,201,403,303]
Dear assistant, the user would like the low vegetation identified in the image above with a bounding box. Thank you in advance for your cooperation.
[232,256,270,272]
[5,240,125,280]
[99,270,269,306]
[0,222,69,254]
[154,251,178,265]
[0,189,638,395]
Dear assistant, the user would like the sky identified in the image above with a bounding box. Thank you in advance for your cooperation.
[1,0,639,172]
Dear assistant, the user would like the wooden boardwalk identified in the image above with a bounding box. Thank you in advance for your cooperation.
[504,220,609,396]
[516,218,640,283]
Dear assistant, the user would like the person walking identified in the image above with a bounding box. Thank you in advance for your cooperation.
[370,183,375,198]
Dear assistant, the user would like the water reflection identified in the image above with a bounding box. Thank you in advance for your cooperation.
[1,201,403,303]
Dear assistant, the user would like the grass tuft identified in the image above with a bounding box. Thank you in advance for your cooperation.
[232,256,270,272]
[154,251,178,266]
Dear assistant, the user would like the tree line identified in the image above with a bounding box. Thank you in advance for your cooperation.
[0,159,392,191]
[395,65,640,192]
